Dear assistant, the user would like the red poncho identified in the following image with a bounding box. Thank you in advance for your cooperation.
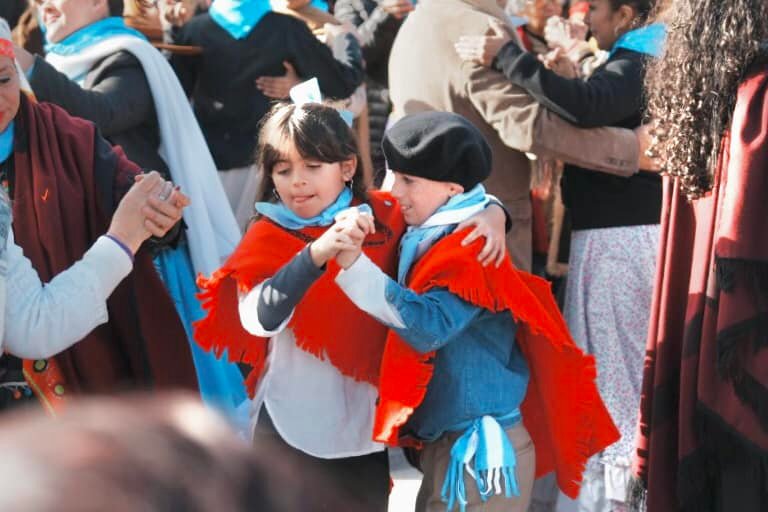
[194,191,406,396]
[374,228,619,498]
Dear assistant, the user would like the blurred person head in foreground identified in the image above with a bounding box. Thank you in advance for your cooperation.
[0,393,353,511]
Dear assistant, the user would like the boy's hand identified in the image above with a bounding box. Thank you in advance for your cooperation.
[456,203,508,267]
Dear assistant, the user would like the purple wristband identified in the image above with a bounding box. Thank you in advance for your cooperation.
[105,234,135,263]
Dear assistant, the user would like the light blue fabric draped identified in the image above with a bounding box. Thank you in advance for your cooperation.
[154,244,248,428]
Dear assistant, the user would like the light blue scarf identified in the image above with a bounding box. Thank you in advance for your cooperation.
[209,0,272,39]
[0,121,14,165]
[610,23,667,59]
[397,184,488,284]
[45,17,146,56]
[255,187,371,230]
[442,411,522,512]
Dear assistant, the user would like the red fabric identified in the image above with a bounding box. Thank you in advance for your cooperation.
[635,63,768,511]
[568,1,589,18]
[373,229,619,498]
[12,97,197,409]
[194,191,406,396]
[517,26,534,53]
[0,39,13,59]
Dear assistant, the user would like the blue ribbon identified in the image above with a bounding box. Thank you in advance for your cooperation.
[610,23,667,59]
[45,17,146,56]
[209,0,272,39]
[0,121,14,165]
[255,187,371,230]
[440,411,522,512]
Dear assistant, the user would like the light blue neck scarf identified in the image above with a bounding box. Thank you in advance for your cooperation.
[0,122,14,165]
[610,23,667,59]
[209,0,272,39]
[45,17,147,56]
[255,187,371,230]
[397,184,488,284]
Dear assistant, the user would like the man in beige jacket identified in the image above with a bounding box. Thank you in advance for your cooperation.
[388,0,641,271]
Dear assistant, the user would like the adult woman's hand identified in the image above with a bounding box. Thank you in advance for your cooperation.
[454,18,511,67]
[635,124,662,172]
[255,61,301,99]
[380,0,415,19]
[109,172,190,254]
[157,0,198,28]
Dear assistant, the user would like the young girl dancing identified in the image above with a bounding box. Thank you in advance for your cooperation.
[194,102,508,510]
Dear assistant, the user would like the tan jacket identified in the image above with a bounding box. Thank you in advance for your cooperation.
[388,0,639,269]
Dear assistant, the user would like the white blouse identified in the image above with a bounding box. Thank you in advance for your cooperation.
[239,282,385,459]
[2,231,133,358]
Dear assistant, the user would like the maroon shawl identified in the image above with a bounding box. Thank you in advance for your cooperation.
[11,96,197,403]
[633,62,768,511]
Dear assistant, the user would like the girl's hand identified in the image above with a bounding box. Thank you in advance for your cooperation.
[310,211,373,268]
[456,203,508,267]
[333,211,375,268]
[454,18,510,67]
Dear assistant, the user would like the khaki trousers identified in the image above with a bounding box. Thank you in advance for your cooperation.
[416,423,536,512]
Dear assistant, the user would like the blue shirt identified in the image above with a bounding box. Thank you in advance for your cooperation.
[384,283,529,441]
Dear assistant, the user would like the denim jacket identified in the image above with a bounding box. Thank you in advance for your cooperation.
[336,254,529,442]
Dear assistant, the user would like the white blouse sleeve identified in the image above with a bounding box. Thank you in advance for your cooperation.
[238,282,294,337]
[3,231,133,359]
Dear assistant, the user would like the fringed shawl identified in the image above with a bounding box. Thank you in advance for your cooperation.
[374,229,619,498]
[194,191,405,396]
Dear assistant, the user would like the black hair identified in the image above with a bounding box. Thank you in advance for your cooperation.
[255,102,367,204]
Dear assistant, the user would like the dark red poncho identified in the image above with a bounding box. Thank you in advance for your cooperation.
[633,62,768,511]
[10,96,197,413]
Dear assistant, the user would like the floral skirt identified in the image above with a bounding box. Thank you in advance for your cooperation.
[564,224,659,510]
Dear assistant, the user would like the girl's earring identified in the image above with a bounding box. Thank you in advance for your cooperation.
[347,178,354,189]
[272,188,281,201]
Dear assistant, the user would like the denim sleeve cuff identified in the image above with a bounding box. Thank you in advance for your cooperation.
[335,253,406,329]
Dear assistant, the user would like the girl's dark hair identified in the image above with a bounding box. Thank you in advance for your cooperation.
[608,0,656,25]
[645,0,768,199]
[255,102,367,203]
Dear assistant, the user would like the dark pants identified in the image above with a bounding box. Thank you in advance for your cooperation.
[254,410,390,512]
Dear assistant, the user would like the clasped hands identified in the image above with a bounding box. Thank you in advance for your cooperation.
[309,203,509,270]
[309,208,374,270]
[107,171,191,256]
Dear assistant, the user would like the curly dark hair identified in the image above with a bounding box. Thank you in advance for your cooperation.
[645,0,768,199]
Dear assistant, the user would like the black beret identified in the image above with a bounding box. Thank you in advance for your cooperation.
[382,111,492,190]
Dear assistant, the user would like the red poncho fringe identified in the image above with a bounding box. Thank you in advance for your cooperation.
[374,229,619,498]
[194,192,405,396]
